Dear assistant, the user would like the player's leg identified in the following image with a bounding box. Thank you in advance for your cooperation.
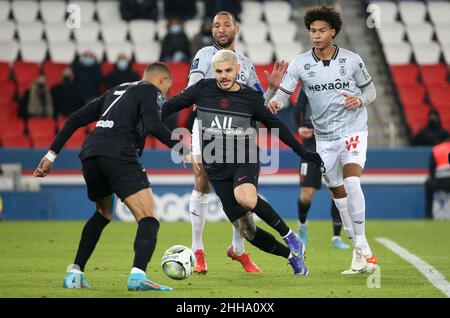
[316,139,355,246]
[122,188,172,291]
[104,158,171,291]
[232,183,308,276]
[298,159,321,247]
[342,132,377,273]
[330,200,350,250]
[64,157,112,289]
[190,161,210,273]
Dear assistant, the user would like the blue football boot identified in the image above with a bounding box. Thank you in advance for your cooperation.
[127,273,173,291]
[63,271,90,288]
[332,236,350,250]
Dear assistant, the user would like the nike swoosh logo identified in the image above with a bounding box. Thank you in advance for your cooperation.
[190,211,200,216]
[292,251,299,258]
[238,176,247,181]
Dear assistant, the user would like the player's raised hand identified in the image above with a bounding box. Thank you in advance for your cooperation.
[342,92,362,110]
[33,157,53,177]
[265,60,288,89]
[266,101,281,114]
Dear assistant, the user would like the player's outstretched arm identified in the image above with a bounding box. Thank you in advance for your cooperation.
[142,101,191,156]
[161,82,199,121]
[33,95,105,177]
[266,89,291,114]
[254,100,323,168]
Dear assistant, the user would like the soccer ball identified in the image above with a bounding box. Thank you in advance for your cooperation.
[161,245,196,280]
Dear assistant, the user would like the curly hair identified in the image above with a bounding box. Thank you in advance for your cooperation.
[304,5,343,38]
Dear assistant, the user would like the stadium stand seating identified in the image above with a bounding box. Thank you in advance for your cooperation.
[371,0,450,138]
[269,23,297,45]
[11,0,39,23]
[45,23,73,43]
[129,20,156,44]
[101,22,129,44]
[246,43,274,64]
[48,42,76,64]
[69,0,95,23]
[20,41,47,63]
[0,21,16,41]
[0,0,309,149]
[73,21,99,43]
[40,0,67,23]
[17,21,44,42]
[0,1,11,22]
[43,61,70,88]
[241,1,263,23]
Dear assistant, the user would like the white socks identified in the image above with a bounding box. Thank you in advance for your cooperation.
[131,267,145,275]
[190,190,247,256]
[343,176,372,256]
[332,197,355,246]
[189,190,208,251]
[232,226,245,256]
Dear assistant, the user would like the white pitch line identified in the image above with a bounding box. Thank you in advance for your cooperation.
[376,237,450,298]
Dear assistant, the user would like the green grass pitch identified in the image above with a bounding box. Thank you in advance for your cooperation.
[0,220,449,298]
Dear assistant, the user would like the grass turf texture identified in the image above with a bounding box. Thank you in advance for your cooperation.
[0,220,449,298]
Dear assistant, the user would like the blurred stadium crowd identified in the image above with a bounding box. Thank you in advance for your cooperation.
[0,0,448,150]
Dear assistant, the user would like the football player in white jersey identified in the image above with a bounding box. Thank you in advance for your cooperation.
[266,5,378,274]
[187,11,288,274]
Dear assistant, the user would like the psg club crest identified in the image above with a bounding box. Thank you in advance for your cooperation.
[219,98,229,109]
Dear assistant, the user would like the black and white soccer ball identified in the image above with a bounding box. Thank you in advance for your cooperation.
[161,245,196,280]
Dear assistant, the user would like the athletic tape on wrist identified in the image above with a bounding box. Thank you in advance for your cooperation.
[45,151,57,162]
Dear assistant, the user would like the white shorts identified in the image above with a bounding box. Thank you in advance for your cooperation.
[192,117,201,156]
[316,131,368,188]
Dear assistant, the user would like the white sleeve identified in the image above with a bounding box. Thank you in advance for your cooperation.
[188,48,210,79]
[191,118,201,156]
[187,72,204,87]
[353,54,372,88]
[279,56,301,95]
[358,82,376,106]
[247,64,260,90]
[269,89,291,110]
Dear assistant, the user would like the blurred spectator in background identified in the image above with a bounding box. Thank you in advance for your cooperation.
[72,51,102,103]
[104,53,140,90]
[51,67,84,118]
[204,0,242,21]
[191,20,214,53]
[18,75,53,119]
[164,0,197,21]
[425,139,450,218]
[160,19,192,62]
[120,0,159,21]
[413,109,450,146]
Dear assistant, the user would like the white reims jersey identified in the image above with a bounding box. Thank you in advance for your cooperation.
[280,46,372,141]
[188,43,262,91]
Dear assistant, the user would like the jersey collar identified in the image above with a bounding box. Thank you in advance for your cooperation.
[213,42,235,52]
[311,45,339,62]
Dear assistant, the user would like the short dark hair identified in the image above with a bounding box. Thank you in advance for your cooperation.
[214,11,237,26]
[304,5,343,38]
[144,62,171,78]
